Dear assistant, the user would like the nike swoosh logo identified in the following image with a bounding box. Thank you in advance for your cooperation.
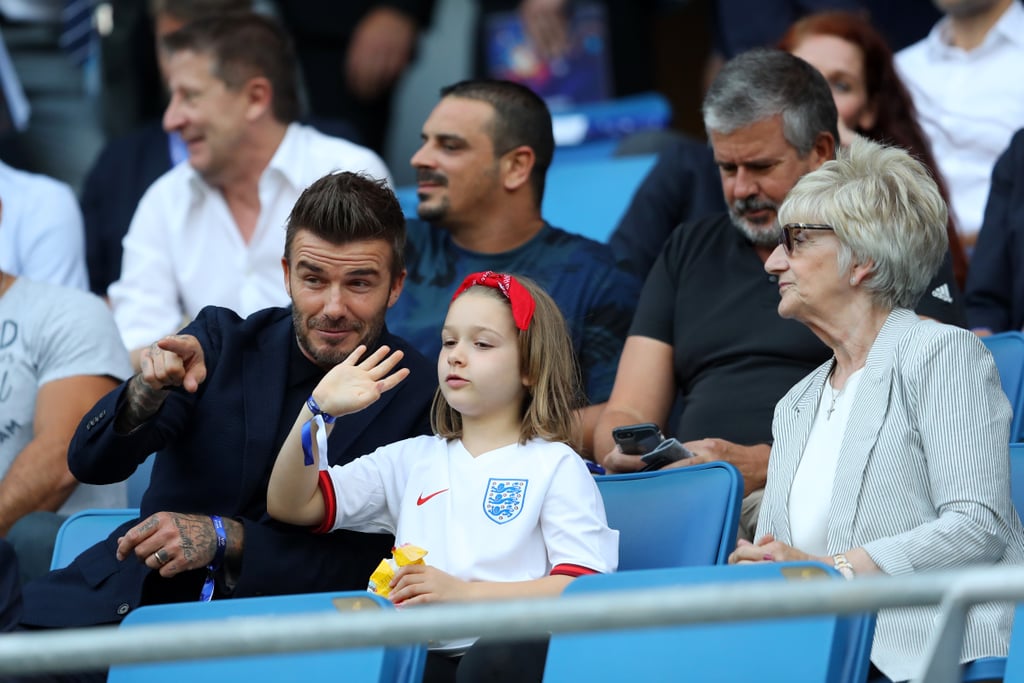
[417,488,449,506]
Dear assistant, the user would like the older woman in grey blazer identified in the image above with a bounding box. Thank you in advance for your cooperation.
[728,137,1024,682]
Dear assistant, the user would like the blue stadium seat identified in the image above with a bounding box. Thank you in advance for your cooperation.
[543,563,876,683]
[982,332,1024,442]
[107,591,426,683]
[595,462,742,569]
[50,508,139,570]
[1011,443,1024,521]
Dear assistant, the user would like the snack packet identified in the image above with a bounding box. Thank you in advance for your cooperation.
[367,543,428,597]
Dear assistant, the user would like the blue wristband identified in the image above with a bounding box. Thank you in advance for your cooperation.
[199,515,227,603]
[306,395,337,424]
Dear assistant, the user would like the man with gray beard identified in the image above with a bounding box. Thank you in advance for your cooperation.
[593,49,961,540]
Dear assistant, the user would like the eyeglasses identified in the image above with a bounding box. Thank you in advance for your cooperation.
[779,223,835,255]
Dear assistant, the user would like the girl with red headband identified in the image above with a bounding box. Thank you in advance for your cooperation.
[267,271,618,683]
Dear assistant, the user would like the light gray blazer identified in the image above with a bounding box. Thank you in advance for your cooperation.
[757,308,1024,681]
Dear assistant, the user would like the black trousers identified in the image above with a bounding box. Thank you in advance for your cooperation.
[422,637,550,683]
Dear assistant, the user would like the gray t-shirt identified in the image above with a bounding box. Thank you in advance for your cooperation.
[0,278,133,513]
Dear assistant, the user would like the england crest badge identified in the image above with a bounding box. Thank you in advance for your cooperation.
[483,478,528,524]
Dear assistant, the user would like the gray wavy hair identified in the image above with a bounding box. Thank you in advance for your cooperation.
[778,137,948,310]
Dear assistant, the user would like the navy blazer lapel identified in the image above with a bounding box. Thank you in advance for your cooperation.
[828,309,919,551]
[240,316,293,503]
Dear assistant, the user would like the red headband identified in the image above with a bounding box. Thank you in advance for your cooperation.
[451,271,536,330]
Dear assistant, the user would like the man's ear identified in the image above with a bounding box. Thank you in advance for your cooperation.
[810,130,837,168]
[244,76,273,122]
[388,268,407,308]
[501,146,536,193]
[281,256,292,297]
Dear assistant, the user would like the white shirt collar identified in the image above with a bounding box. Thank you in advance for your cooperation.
[929,1,1024,56]
[182,121,306,196]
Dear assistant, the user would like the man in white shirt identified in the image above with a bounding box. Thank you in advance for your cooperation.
[0,161,88,290]
[107,12,391,368]
[896,0,1024,247]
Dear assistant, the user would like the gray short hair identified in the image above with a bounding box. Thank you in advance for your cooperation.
[703,48,839,156]
[778,137,948,310]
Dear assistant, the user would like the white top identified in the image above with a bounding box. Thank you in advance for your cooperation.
[108,123,391,351]
[321,435,618,649]
[788,368,864,557]
[896,1,1024,239]
[0,278,133,513]
[0,160,88,290]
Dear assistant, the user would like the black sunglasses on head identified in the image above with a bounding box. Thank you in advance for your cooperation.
[779,223,835,254]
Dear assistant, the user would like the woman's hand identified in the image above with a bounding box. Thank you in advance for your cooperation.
[311,345,409,417]
[389,564,469,606]
[727,534,825,565]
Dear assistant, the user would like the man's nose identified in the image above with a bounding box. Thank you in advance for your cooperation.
[163,96,184,133]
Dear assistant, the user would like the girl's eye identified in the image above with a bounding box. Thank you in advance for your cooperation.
[442,339,456,348]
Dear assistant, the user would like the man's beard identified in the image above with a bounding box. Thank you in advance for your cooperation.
[292,309,386,370]
[728,196,781,248]
[416,169,449,222]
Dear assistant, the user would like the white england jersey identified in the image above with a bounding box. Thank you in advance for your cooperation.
[318,435,618,583]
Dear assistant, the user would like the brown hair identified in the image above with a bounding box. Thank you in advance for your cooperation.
[161,12,300,123]
[778,11,968,287]
[284,172,406,282]
[431,275,584,450]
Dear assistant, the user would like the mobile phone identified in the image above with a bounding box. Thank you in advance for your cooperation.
[640,438,695,471]
[612,423,664,455]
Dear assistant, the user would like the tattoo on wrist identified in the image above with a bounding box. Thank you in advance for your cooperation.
[115,374,169,432]
[173,514,216,566]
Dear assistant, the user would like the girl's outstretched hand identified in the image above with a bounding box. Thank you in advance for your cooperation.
[311,345,410,417]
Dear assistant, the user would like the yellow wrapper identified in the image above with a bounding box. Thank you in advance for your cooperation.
[367,543,428,597]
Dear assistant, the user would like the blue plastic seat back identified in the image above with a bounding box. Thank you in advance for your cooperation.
[538,154,657,242]
[595,462,743,569]
[982,332,1024,442]
[544,563,876,683]
[108,591,426,683]
[50,508,139,570]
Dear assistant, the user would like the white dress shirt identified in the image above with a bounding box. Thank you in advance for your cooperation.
[108,123,391,351]
[896,1,1024,240]
[0,160,88,290]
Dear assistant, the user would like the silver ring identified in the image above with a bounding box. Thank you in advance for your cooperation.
[153,548,170,566]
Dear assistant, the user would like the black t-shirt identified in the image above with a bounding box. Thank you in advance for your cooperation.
[630,214,829,446]
[630,213,966,446]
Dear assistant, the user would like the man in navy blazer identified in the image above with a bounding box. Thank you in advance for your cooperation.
[5,173,437,657]
[966,128,1024,334]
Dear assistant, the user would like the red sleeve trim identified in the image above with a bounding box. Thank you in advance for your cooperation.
[551,563,600,578]
[312,470,336,534]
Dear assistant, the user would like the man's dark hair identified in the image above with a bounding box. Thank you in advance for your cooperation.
[161,12,299,123]
[284,172,406,282]
[440,79,554,206]
[703,48,839,156]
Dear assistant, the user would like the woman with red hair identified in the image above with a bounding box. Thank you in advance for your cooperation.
[779,11,969,288]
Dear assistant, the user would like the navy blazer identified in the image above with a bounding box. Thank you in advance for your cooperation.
[21,306,436,627]
[81,121,172,297]
[966,128,1024,332]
